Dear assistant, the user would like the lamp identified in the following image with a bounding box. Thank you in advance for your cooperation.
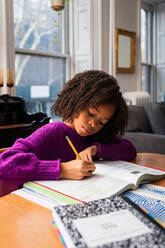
[51,0,64,11]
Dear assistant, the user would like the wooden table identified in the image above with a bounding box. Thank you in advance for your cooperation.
[135,153,165,187]
[0,153,165,248]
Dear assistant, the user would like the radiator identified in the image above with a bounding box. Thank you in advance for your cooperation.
[123,91,151,105]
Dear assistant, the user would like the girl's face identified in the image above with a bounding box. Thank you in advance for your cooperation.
[68,104,116,137]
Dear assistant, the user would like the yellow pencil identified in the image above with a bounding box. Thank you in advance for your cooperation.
[65,136,81,160]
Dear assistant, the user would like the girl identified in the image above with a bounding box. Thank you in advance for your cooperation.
[0,70,136,185]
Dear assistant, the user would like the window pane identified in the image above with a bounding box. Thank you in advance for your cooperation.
[157,67,165,101]
[141,65,151,93]
[14,0,63,53]
[13,0,67,119]
[15,54,66,100]
[141,8,147,63]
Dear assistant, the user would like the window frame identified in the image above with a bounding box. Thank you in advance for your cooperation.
[141,2,154,97]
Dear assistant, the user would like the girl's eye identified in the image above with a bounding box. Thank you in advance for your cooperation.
[99,121,104,126]
[88,110,95,117]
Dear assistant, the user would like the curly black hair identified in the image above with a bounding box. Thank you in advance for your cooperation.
[52,70,128,144]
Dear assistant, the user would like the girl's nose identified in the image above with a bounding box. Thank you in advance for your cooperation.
[88,120,96,128]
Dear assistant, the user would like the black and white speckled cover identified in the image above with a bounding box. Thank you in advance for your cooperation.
[52,195,165,248]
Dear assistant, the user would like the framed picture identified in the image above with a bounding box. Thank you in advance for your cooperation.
[115,28,136,73]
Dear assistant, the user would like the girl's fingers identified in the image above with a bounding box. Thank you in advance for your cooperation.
[88,165,95,171]
[87,153,93,162]
[85,171,93,177]
[79,147,94,162]
[83,162,95,172]
[83,153,93,162]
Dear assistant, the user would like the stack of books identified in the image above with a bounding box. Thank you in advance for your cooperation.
[12,160,165,247]
[14,160,165,207]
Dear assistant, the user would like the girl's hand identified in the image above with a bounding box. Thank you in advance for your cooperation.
[60,159,96,180]
[79,145,98,162]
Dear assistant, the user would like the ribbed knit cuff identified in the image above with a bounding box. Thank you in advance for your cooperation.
[36,159,61,180]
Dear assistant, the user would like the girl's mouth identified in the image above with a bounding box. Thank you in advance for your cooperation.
[82,126,92,135]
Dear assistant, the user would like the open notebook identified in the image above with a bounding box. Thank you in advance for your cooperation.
[21,160,165,206]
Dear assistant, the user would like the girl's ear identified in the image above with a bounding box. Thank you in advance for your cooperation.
[73,112,79,119]
[68,118,73,123]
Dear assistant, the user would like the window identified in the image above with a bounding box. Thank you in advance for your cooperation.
[141,3,153,94]
[13,0,69,119]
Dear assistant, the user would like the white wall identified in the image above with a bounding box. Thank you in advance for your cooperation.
[115,0,141,92]
[68,0,142,94]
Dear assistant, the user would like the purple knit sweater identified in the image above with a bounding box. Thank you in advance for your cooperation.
[0,122,136,185]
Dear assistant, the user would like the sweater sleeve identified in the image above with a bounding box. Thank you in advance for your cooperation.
[92,137,137,161]
[0,125,62,185]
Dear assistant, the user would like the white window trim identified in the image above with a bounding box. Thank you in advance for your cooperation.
[92,0,102,70]
[141,1,155,100]
[15,48,69,59]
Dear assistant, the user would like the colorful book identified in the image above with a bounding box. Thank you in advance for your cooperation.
[52,195,165,248]
[124,184,165,228]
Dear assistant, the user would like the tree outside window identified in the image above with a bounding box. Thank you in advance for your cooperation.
[13,0,69,119]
